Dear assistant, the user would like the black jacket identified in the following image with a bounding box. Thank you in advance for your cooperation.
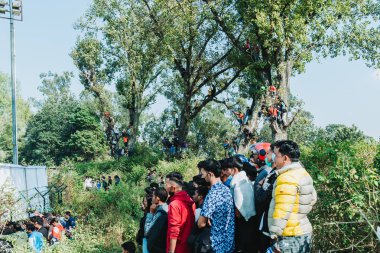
[136,213,147,246]
[147,210,168,253]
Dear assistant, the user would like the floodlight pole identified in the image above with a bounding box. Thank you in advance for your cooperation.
[10,0,18,165]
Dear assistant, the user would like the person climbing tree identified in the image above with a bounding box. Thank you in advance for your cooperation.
[233,111,245,127]
[244,107,252,125]
[269,85,277,98]
[122,129,129,156]
[245,39,251,51]
[268,106,278,121]
[104,112,115,141]
[258,101,268,118]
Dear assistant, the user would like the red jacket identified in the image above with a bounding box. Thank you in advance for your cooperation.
[166,191,195,253]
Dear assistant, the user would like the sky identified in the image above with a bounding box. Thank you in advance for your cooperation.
[0,0,378,139]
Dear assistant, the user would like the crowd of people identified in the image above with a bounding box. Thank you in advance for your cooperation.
[84,175,121,191]
[0,211,76,253]
[136,140,317,253]
[104,112,133,157]
[162,131,188,159]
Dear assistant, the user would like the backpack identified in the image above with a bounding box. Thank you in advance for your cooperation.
[187,225,212,253]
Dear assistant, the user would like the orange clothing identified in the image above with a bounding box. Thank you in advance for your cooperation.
[52,224,64,240]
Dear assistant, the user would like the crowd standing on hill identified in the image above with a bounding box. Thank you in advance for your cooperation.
[133,140,317,253]
[84,174,121,191]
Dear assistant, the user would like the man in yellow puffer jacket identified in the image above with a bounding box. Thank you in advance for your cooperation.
[268,140,317,253]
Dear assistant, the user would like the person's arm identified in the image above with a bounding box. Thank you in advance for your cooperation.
[28,236,34,249]
[197,215,208,229]
[144,205,159,235]
[311,186,317,206]
[198,193,214,228]
[269,176,297,236]
[168,202,181,253]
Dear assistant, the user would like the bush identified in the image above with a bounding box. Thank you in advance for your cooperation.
[303,139,380,252]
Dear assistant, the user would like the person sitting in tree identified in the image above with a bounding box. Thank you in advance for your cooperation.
[244,107,252,125]
[269,85,277,97]
[207,85,216,98]
[245,39,251,51]
[275,96,287,125]
[122,124,132,155]
[258,101,268,118]
[233,111,245,127]
[268,106,278,121]
[223,139,230,150]
[104,112,115,139]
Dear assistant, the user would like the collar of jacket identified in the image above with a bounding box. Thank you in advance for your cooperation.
[276,162,303,175]
[157,203,168,213]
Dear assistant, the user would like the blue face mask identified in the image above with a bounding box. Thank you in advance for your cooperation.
[272,153,276,161]
[265,157,272,167]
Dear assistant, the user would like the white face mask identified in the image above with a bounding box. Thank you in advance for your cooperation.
[272,153,276,161]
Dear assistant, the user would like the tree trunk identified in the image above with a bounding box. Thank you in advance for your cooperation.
[128,107,141,152]
[178,108,191,142]
[271,122,288,141]
[270,61,292,141]
[249,96,263,134]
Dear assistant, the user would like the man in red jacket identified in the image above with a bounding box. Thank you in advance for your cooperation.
[165,172,195,253]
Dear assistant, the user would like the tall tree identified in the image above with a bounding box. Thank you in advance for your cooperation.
[72,0,165,151]
[142,0,245,141]
[71,38,112,116]
[205,0,380,140]
[22,72,106,165]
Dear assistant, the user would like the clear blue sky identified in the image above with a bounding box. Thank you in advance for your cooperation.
[0,0,378,139]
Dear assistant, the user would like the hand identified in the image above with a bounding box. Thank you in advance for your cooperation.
[150,204,157,213]
[235,208,242,219]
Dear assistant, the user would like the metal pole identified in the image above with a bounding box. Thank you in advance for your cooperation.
[10,0,18,164]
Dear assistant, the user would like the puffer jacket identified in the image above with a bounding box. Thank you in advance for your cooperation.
[268,162,317,237]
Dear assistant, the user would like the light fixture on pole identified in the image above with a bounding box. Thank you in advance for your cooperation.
[0,0,23,165]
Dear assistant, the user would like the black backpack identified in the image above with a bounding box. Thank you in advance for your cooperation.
[187,225,212,253]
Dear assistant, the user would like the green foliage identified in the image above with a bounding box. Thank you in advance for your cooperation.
[22,73,107,165]
[142,104,237,158]
[0,72,31,162]
[303,138,379,252]
[189,104,237,158]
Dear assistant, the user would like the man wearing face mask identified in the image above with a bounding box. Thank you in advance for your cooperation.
[268,140,317,253]
[254,144,277,252]
[219,159,233,188]
[165,172,195,253]
[198,159,235,253]
[228,156,257,253]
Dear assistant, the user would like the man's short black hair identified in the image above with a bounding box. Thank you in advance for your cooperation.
[150,182,159,189]
[26,223,35,232]
[166,172,184,187]
[197,160,206,169]
[232,156,243,170]
[65,211,71,216]
[274,140,300,162]
[222,156,243,171]
[192,174,207,187]
[154,187,168,203]
[198,159,222,178]
[243,162,257,180]
[195,186,209,199]
[31,216,44,226]
[121,241,136,253]
[50,218,58,225]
